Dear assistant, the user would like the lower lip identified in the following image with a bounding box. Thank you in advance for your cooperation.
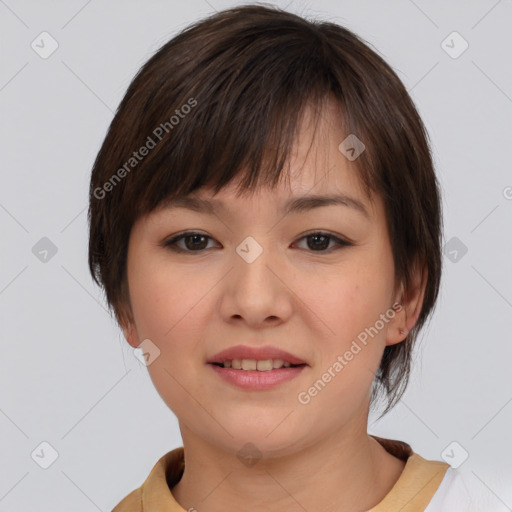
[208,363,306,390]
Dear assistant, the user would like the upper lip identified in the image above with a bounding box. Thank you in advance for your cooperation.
[207,345,308,366]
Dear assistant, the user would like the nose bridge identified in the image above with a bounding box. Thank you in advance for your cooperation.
[233,234,276,292]
[222,233,292,325]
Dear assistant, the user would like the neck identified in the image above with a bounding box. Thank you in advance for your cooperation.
[171,424,406,512]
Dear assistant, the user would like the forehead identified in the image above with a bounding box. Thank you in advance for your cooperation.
[162,189,372,222]
[163,99,376,218]
[150,100,378,220]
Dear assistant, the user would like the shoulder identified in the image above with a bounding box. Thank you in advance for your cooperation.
[110,447,184,511]
[111,487,142,511]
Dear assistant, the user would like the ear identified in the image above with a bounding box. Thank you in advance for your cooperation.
[121,320,141,349]
[118,305,140,349]
[386,262,427,347]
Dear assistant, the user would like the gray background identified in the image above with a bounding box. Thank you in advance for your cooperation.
[1,0,511,510]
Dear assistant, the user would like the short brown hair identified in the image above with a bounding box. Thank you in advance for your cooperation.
[88,4,443,416]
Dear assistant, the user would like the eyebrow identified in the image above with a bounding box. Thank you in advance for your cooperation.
[162,193,370,219]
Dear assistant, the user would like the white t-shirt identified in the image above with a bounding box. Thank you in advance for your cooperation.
[425,467,510,511]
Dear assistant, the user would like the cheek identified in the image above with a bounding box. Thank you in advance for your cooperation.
[297,256,394,381]
[299,263,390,338]
[295,281,388,413]
[128,261,212,410]
[128,257,210,339]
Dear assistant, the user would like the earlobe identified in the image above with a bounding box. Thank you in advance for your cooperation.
[385,304,408,347]
[404,264,428,334]
[122,321,140,349]
[116,297,140,348]
[386,263,428,347]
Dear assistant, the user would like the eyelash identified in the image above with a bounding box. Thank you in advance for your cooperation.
[162,231,354,254]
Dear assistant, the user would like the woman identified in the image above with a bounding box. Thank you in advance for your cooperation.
[88,5,475,510]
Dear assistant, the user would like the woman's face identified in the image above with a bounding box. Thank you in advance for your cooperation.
[123,102,413,458]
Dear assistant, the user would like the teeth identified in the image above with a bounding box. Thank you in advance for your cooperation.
[221,359,295,370]
[242,359,257,370]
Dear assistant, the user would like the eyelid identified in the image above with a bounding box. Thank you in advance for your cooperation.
[298,229,354,245]
[292,230,354,251]
[161,230,217,252]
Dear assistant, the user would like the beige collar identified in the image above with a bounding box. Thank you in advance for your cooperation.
[114,436,450,511]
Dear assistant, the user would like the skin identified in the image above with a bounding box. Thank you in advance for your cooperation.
[121,99,426,511]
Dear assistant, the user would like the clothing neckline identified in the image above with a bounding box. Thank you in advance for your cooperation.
[138,436,450,511]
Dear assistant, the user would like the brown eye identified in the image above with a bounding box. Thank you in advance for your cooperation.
[307,233,330,250]
[294,231,353,252]
[164,232,217,253]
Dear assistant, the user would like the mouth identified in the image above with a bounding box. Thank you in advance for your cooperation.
[207,344,308,368]
[208,360,307,390]
[206,345,309,389]
[209,360,307,371]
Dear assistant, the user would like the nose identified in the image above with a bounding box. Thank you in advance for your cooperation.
[218,237,294,328]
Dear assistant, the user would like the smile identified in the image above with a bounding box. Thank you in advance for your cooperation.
[208,362,307,390]
[211,359,305,371]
